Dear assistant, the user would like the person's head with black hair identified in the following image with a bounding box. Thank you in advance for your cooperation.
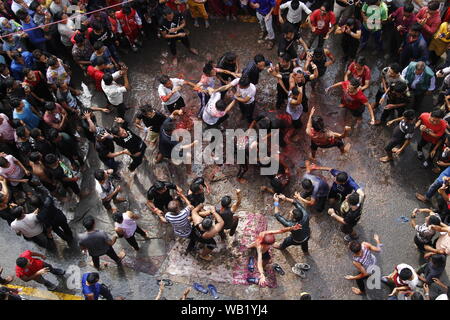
[279,53,291,66]
[409,23,423,39]
[121,2,132,15]
[154,181,167,193]
[44,153,58,166]
[10,99,23,111]
[427,0,440,11]
[44,101,56,112]
[224,52,237,64]
[291,86,300,98]
[16,8,30,22]
[388,62,402,75]
[11,51,23,64]
[93,41,104,52]
[312,115,325,132]
[431,109,445,120]
[349,240,362,254]
[83,215,96,231]
[347,192,360,206]
[47,57,58,68]
[221,195,232,208]
[10,119,22,129]
[190,182,203,194]
[335,172,348,185]
[74,33,85,46]
[94,57,106,69]
[162,121,176,135]
[201,216,213,230]
[15,126,29,139]
[86,272,100,284]
[94,169,106,182]
[257,116,271,130]
[427,214,441,226]
[91,20,104,33]
[163,7,174,20]
[431,253,446,268]
[349,78,361,91]
[404,2,414,14]
[301,178,313,192]
[392,81,407,94]
[399,267,413,281]
[16,256,29,269]
[11,206,25,220]
[47,128,60,141]
[291,0,300,10]
[0,63,9,76]
[28,194,42,208]
[403,109,415,121]
[203,61,215,76]
[167,200,180,214]
[292,208,304,222]
[159,75,172,88]
[254,54,266,70]
[299,292,311,300]
[112,212,124,224]
[238,75,251,88]
[102,72,113,86]
[282,23,296,40]
[215,99,227,112]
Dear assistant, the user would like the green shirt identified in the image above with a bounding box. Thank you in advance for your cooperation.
[362,2,388,31]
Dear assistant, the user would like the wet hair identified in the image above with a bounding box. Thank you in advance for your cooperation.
[431,254,446,267]
[311,115,325,131]
[11,206,25,219]
[282,22,296,34]
[392,81,407,93]
[47,57,57,67]
[347,192,360,206]
[301,178,313,191]
[16,257,28,268]
[82,215,95,231]
[428,0,439,10]
[355,56,366,66]
[102,73,113,85]
[112,212,124,224]
[403,109,415,121]
[389,63,401,74]
[110,125,121,136]
[215,99,227,111]
[74,33,85,44]
[29,1,40,12]
[190,182,202,194]
[349,240,361,253]
[29,175,41,187]
[201,216,213,230]
[428,215,441,226]
[411,22,423,33]
[159,75,170,85]
[167,200,179,212]
[254,54,265,64]
[292,208,303,221]
[221,196,232,208]
[93,41,104,51]
[29,151,42,162]
[94,169,106,181]
[15,126,27,138]
[44,153,58,165]
[154,181,166,191]
[404,2,414,12]
[238,75,251,87]
[86,272,100,284]
[399,268,413,281]
[163,7,173,16]
[0,157,8,167]
[336,172,348,184]
[431,109,444,119]
[44,101,56,111]
[224,52,236,63]
[162,121,176,134]
[350,78,361,88]
[291,0,300,10]
[203,61,214,76]
[262,234,275,245]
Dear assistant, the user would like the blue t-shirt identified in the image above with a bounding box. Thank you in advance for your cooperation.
[250,0,275,15]
[330,169,360,196]
[21,20,46,45]
[81,273,102,300]
[13,100,40,129]
[303,173,330,198]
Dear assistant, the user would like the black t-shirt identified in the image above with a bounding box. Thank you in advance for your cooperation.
[32,138,56,156]
[392,120,415,141]
[278,34,301,60]
[89,29,115,47]
[113,123,145,154]
[159,14,185,35]
[95,138,115,162]
[36,196,65,227]
[277,62,295,89]
[45,163,69,181]
[216,205,235,229]
[188,193,205,207]
[159,118,179,158]
[343,206,362,227]
[146,181,177,210]
[217,55,237,82]
[136,111,167,132]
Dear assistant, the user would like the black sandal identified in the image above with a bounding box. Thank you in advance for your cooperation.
[156,279,173,287]
[273,263,285,275]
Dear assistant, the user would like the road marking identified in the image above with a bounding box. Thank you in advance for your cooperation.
[6,284,83,300]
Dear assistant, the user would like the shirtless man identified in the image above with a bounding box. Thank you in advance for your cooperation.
[247,224,301,286]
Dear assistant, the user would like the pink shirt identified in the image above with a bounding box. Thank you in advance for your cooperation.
[416,7,441,39]
[0,114,15,142]
[0,154,24,186]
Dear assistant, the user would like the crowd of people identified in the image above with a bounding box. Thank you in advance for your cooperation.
[0,0,449,301]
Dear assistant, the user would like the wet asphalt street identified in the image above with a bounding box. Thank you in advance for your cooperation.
[1,16,450,300]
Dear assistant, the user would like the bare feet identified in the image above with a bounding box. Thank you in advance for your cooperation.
[237,177,247,184]
[342,143,351,154]
[117,250,127,262]
[379,156,393,163]
[351,287,364,295]
[415,193,429,203]
[172,56,178,66]
[199,254,213,261]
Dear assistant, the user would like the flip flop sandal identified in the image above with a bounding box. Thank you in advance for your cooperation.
[396,216,409,223]
[272,263,285,275]
[156,279,173,287]
[295,263,311,271]
[291,266,306,279]
[207,284,219,299]
[193,282,209,294]
[248,256,255,272]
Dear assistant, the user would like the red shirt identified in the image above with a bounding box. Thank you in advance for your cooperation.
[87,66,104,91]
[15,250,45,278]
[416,7,441,40]
[347,62,371,85]
[340,81,368,110]
[419,112,447,144]
[310,9,336,35]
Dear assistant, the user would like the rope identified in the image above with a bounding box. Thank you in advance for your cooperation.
[0,0,136,40]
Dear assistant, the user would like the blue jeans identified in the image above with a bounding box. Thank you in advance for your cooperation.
[425,167,450,199]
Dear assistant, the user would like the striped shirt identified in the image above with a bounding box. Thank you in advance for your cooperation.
[352,244,377,271]
[165,207,192,238]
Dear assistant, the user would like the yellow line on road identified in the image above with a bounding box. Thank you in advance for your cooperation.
[6,284,83,300]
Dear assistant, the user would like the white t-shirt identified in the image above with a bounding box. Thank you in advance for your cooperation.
[230,78,256,104]
[280,1,312,24]
[158,78,185,106]
[0,155,24,186]
[95,179,114,200]
[11,213,43,238]
[202,92,225,125]
[396,263,419,290]
[114,213,137,239]
[286,92,303,120]
[0,114,15,142]
[101,71,127,106]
